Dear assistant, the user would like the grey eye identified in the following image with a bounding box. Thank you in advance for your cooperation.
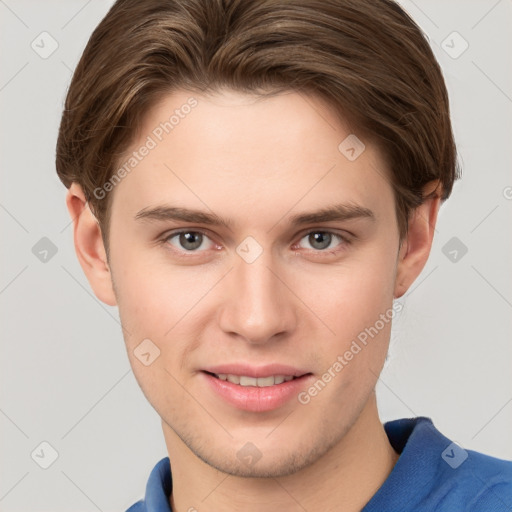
[178,232,203,250]
[307,232,333,250]
[166,231,213,252]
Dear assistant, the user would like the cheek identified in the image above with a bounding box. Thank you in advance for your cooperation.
[111,246,198,335]
[111,249,215,376]
[308,250,396,338]
[297,243,398,398]
[298,257,397,415]
[112,260,200,407]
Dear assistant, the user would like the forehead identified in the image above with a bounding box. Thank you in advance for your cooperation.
[109,89,394,225]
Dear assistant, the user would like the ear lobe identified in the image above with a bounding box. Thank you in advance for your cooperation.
[394,181,442,299]
[66,183,117,306]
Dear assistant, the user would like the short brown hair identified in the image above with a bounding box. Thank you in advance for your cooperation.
[56,0,460,247]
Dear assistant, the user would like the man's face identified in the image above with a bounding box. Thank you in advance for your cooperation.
[107,89,401,477]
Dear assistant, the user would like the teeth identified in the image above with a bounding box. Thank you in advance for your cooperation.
[226,374,240,384]
[240,376,258,386]
[215,374,296,387]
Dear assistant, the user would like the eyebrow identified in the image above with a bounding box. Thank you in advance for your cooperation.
[134,203,375,228]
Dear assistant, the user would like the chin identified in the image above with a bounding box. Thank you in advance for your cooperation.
[193,432,336,479]
[201,450,313,478]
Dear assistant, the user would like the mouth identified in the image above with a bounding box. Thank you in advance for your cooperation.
[203,371,302,387]
[201,367,314,412]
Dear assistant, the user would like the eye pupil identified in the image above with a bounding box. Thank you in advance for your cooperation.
[180,232,202,250]
[309,232,331,250]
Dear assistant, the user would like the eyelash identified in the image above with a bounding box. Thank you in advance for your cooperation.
[159,228,353,258]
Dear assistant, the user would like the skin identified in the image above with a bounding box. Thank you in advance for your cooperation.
[66,89,441,512]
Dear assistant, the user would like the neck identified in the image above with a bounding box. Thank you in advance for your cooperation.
[164,392,399,512]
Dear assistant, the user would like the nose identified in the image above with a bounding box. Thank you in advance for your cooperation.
[218,251,298,345]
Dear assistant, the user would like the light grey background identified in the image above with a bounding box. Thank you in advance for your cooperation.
[1,0,511,510]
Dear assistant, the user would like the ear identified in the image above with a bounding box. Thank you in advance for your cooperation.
[394,180,442,299]
[65,183,117,306]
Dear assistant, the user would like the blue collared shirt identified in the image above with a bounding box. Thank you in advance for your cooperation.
[126,416,512,511]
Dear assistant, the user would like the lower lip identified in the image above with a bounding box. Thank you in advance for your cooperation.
[202,372,314,412]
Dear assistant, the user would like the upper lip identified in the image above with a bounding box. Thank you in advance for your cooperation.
[202,364,311,378]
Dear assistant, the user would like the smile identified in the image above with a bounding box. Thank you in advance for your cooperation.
[202,369,314,412]
[209,373,297,387]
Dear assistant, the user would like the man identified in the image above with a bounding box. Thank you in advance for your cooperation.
[56,0,512,510]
